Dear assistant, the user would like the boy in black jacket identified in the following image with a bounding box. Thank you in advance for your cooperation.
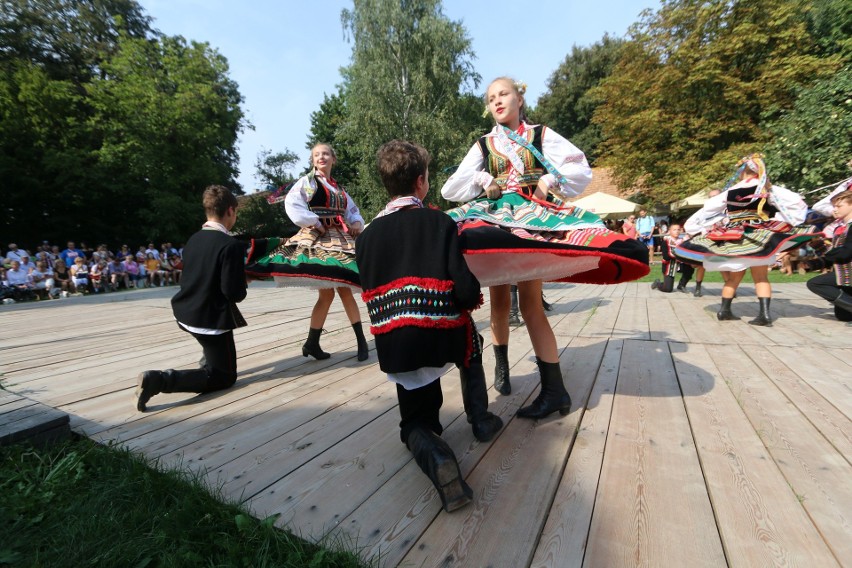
[356,140,502,513]
[136,185,248,411]
[806,190,852,323]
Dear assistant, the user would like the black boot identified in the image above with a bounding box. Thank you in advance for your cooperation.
[508,285,521,326]
[693,281,703,297]
[541,293,553,311]
[517,359,571,419]
[136,370,165,412]
[493,344,511,395]
[651,279,661,290]
[677,276,689,293]
[459,364,503,442]
[352,322,369,361]
[302,327,330,360]
[749,297,772,326]
[406,428,472,512]
[832,290,852,314]
[717,297,738,320]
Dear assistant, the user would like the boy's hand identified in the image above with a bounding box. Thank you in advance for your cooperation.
[314,222,327,235]
[349,222,363,237]
[485,181,502,200]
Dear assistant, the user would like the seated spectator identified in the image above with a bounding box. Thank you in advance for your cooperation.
[5,260,35,300]
[18,254,36,275]
[60,241,84,267]
[123,255,142,288]
[70,257,91,293]
[53,259,73,295]
[90,260,107,293]
[169,254,183,284]
[5,243,28,267]
[31,260,57,299]
[158,254,174,285]
[106,257,128,290]
[144,252,164,287]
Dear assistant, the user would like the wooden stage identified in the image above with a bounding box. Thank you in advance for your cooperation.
[1,281,850,567]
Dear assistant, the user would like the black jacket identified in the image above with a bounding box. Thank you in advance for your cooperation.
[356,207,480,373]
[172,228,247,330]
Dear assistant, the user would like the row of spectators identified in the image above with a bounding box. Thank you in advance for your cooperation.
[1,240,183,302]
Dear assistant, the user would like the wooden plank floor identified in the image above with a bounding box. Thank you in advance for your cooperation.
[1,281,850,567]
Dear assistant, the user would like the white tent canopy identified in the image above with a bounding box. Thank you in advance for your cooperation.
[571,192,639,219]
[670,188,713,212]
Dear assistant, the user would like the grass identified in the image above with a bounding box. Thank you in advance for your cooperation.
[636,263,817,284]
[0,437,372,568]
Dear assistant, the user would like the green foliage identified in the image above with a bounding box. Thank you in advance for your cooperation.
[536,35,625,165]
[0,438,371,567]
[337,0,482,218]
[307,87,359,188]
[254,148,300,189]
[0,0,247,248]
[593,0,841,204]
[232,193,298,239]
[765,65,852,194]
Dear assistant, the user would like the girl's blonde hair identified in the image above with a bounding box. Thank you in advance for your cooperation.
[310,143,337,165]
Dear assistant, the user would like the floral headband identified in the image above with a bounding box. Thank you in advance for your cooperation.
[482,80,528,118]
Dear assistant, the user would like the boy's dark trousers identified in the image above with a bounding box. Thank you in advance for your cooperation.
[807,272,852,322]
[396,380,443,443]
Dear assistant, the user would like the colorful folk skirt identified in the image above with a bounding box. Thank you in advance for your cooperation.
[246,225,360,289]
[446,192,649,287]
[674,214,820,272]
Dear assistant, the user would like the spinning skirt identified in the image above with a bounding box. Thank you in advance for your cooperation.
[674,218,819,272]
[246,225,359,289]
[446,193,649,287]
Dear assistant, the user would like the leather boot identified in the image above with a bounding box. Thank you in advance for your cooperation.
[136,370,165,412]
[517,359,572,419]
[352,322,369,361]
[717,297,738,320]
[493,344,511,395]
[693,281,703,297]
[677,276,689,293]
[748,297,772,326]
[406,428,472,513]
[459,364,503,442]
[541,293,553,311]
[651,279,661,290]
[832,290,852,313]
[302,327,330,360]
[508,285,521,326]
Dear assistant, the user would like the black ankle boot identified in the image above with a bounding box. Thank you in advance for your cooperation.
[832,290,852,313]
[651,279,660,290]
[352,322,368,361]
[693,282,703,297]
[717,297,738,320]
[508,285,522,326]
[493,344,511,395]
[541,293,553,311]
[302,327,330,360]
[517,359,571,419]
[749,297,772,326]
[136,370,165,412]
[458,363,503,442]
[406,428,472,512]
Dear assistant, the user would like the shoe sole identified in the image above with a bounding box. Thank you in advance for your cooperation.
[435,460,471,512]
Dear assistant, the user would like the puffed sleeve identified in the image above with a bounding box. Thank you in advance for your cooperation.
[812,180,850,217]
[440,143,490,203]
[769,185,807,226]
[539,127,593,199]
[284,176,320,229]
[342,189,365,227]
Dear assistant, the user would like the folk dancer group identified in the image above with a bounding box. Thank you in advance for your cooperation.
[136,77,849,513]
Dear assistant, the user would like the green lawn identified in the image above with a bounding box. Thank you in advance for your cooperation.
[0,437,372,567]
[637,264,816,284]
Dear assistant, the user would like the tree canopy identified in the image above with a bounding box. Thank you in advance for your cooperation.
[1,0,247,247]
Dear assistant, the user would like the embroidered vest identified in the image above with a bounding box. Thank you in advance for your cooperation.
[726,186,778,217]
[308,177,348,220]
[832,224,852,286]
[478,125,546,195]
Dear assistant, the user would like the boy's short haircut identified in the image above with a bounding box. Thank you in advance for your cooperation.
[203,185,238,218]
[830,190,852,207]
[376,140,430,197]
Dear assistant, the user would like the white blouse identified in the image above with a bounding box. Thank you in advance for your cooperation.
[685,180,808,234]
[440,122,592,202]
[812,179,851,218]
[284,172,365,229]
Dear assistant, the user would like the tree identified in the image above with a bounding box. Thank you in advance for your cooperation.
[765,65,852,195]
[306,87,358,187]
[338,0,481,218]
[536,35,625,165]
[592,0,841,203]
[254,148,300,189]
[0,0,248,246]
